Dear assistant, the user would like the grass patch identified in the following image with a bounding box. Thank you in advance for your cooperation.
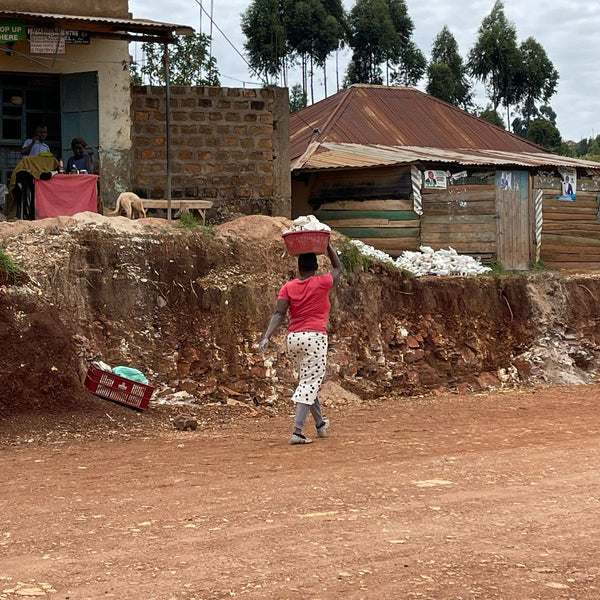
[178,212,202,228]
[532,260,553,272]
[482,260,554,276]
[339,239,372,274]
[0,247,24,283]
[175,213,217,239]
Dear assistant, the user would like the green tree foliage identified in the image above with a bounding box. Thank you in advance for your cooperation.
[468,2,559,133]
[527,119,561,151]
[385,0,425,86]
[426,26,472,108]
[518,37,559,126]
[426,63,455,103]
[344,50,383,86]
[467,1,522,117]
[563,135,600,162]
[345,0,423,86]
[241,0,288,83]
[511,116,527,137]
[289,83,308,111]
[479,107,505,128]
[539,104,557,125]
[390,40,426,86]
[345,0,397,84]
[287,0,346,99]
[135,34,219,86]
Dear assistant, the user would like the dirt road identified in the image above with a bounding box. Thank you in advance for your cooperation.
[2,384,600,599]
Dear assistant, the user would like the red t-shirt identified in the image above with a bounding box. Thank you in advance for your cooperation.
[278,273,334,334]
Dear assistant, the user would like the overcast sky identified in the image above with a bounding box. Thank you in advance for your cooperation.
[129,0,600,142]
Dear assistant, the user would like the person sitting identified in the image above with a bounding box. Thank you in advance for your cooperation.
[66,137,93,173]
[21,124,51,156]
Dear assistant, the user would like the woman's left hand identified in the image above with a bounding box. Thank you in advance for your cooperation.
[258,337,269,355]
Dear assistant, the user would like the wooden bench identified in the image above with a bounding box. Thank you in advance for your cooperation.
[141,199,213,225]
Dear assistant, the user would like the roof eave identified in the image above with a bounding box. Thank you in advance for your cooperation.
[0,11,194,39]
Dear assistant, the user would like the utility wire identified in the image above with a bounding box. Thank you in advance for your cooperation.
[191,0,266,84]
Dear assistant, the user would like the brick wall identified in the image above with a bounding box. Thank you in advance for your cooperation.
[131,85,291,221]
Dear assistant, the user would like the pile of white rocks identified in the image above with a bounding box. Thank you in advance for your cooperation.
[285,215,331,232]
[350,239,491,276]
[349,239,396,265]
[396,246,491,276]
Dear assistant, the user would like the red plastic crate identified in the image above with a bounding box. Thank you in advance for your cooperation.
[282,230,330,256]
[84,363,153,410]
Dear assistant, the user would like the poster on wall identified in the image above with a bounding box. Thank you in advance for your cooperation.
[557,168,577,201]
[28,27,65,54]
[65,30,91,45]
[423,169,447,189]
[500,171,512,191]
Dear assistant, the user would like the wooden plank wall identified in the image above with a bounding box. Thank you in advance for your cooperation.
[313,199,419,257]
[421,184,496,259]
[309,167,418,257]
[539,188,600,271]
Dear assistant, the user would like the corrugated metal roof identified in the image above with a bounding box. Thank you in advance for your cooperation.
[290,85,549,162]
[0,10,193,36]
[292,142,600,172]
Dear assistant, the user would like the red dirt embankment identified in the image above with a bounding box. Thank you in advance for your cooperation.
[0,213,599,442]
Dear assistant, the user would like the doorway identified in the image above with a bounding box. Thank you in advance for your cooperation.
[0,71,99,187]
[495,170,530,270]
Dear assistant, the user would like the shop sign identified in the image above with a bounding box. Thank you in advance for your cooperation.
[65,30,90,45]
[0,19,26,42]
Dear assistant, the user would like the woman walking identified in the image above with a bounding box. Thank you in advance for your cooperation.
[259,242,343,444]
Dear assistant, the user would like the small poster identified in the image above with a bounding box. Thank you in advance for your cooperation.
[65,30,90,45]
[500,171,512,191]
[28,27,65,54]
[0,20,26,42]
[423,169,447,189]
[558,168,577,201]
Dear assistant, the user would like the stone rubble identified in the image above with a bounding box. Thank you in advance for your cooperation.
[350,239,491,276]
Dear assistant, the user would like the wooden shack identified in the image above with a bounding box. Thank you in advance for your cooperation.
[291,85,600,270]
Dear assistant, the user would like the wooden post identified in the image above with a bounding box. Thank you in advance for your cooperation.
[163,42,172,221]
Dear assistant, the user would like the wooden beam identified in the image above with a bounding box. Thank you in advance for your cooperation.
[326,219,420,228]
[315,210,418,221]
[316,199,414,211]
[421,231,496,243]
[336,227,419,238]
[541,233,600,247]
[422,215,497,224]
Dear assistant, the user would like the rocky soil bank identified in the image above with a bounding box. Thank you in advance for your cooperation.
[1,213,599,442]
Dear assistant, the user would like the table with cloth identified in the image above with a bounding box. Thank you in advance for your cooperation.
[6,156,59,218]
[34,174,98,219]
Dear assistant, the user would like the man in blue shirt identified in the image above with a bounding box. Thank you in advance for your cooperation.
[21,124,50,156]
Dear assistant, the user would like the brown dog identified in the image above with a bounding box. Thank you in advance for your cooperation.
[105,192,147,220]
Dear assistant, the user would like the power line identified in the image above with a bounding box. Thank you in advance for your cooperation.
[191,0,266,84]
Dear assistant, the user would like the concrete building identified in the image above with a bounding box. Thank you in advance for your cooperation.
[0,0,190,204]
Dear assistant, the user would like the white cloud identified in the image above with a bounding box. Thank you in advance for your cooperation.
[130,0,600,141]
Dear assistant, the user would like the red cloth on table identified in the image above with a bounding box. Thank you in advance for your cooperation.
[35,174,98,219]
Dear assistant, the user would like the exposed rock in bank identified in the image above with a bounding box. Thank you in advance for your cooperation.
[0,213,598,440]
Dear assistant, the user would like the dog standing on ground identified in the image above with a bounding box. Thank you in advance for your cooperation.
[105,192,147,220]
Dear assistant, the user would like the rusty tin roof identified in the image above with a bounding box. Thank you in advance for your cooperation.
[290,85,598,172]
[293,142,600,172]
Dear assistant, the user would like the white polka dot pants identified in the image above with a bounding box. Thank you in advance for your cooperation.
[286,331,328,407]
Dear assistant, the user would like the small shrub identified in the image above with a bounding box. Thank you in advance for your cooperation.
[178,212,201,228]
[0,247,23,283]
[339,239,371,274]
